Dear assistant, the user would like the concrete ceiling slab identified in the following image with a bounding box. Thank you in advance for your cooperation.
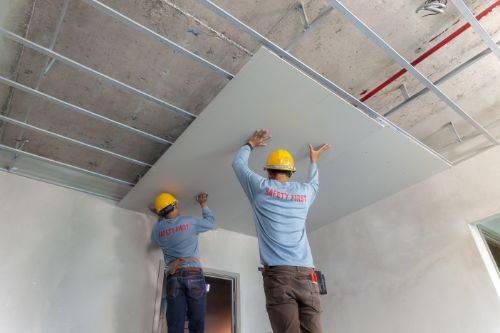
[120,48,449,235]
[2,0,498,198]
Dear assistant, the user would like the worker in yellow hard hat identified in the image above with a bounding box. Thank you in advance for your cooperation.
[232,129,331,333]
[150,191,215,333]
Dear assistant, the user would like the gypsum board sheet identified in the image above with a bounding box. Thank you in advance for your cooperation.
[120,47,449,235]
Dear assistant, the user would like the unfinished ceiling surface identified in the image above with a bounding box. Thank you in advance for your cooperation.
[120,48,449,235]
[0,0,499,200]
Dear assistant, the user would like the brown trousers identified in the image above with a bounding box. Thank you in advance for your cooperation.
[262,266,323,333]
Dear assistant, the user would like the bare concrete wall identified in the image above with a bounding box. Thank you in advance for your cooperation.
[309,146,500,332]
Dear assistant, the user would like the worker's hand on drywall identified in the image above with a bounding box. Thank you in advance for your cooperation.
[247,129,271,149]
[308,143,331,164]
[196,192,209,208]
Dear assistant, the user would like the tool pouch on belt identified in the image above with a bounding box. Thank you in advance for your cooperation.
[168,257,200,275]
[315,270,327,295]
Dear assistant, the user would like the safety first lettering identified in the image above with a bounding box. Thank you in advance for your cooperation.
[265,187,307,203]
[159,224,189,238]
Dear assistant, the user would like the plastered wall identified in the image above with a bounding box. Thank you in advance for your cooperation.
[199,229,271,333]
[309,146,500,333]
[0,171,269,333]
[0,171,162,332]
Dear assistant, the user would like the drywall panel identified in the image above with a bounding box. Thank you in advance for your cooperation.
[120,48,448,235]
[308,124,452,229]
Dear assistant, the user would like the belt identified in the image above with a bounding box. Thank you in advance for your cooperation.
[260,265,314,273]
[260,265,316,281]
[167,257,200,275]
[167,267,203,278]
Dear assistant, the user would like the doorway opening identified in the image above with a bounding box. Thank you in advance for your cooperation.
[156,268,239,332]
[204,270,239,333]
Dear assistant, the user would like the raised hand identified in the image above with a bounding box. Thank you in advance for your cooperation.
[308,143,331,164]
[196,192,208,207]
[248,129,271,149]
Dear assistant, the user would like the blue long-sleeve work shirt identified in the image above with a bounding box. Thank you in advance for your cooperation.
[232,145,318,267]
[151,207,215,271]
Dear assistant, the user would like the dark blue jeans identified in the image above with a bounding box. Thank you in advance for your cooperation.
[166,268,206,333]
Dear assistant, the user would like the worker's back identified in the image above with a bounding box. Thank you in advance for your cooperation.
[232,145,318,267]
[151,207,214,270]
[252,178,316,267]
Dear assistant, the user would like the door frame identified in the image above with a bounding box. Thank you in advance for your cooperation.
[204,268,241,333]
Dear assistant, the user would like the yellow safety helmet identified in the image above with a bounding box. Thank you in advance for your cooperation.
[264,149,296,172]
[154,192,177,213]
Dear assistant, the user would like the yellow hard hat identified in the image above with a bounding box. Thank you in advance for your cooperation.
[154,193,177,213]
[264,149,296,172]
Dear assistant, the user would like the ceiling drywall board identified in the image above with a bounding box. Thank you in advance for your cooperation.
[120,48,449,235]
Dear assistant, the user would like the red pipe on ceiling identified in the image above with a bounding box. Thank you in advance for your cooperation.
[359,0,500,102]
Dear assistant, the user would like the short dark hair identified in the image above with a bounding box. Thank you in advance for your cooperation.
[267,169,293,178]
[158,204,175,218]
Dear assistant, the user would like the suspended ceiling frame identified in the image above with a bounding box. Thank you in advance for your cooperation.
[0,0,497,200]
